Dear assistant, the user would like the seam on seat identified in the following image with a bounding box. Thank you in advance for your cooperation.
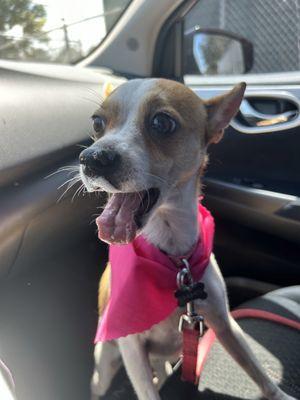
[265,286,300,304]
[238,286,300,321]
[196,308,300,385]
[0,358,15,397]
[262,294,300,320]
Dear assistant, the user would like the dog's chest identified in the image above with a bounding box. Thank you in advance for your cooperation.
[140,309,183,356]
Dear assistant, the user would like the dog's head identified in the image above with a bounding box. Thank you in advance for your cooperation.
[80,78,245,244]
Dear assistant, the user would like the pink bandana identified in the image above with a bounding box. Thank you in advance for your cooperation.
[95,203,214,342]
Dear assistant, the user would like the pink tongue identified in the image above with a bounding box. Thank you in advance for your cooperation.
[96,193,141,244]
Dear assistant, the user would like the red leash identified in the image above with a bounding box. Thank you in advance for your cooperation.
[181,325,202,384]
[180,307,300,385]
[195,308,300,382]
[174,257,206,385]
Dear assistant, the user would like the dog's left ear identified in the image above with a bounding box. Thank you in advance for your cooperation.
[204,82,246,144]
[102,81,117,99]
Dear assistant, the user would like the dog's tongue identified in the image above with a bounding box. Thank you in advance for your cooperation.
[96,193,140,244]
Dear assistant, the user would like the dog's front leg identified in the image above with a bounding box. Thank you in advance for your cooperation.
[200,255,295,400]
[118,335,160,400]
[91,341,121,399]
[210,314,295,400]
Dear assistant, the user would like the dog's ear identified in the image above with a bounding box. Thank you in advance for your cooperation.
[204,82,246,144]
[102,81,116,99]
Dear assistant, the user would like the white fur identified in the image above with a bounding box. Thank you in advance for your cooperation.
[91,183,295,400]
[92,262,295,400]
[142,176,199,255]
[86,80,295,400]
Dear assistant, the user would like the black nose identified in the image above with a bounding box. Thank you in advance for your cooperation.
[79,148,120,177]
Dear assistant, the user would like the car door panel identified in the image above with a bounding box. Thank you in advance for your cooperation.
[0,62,121,279]
[194,86,300,194]
[204,178,300,243]
[0,162,104,279]
[0,63,114,400]
[0,61,126,185]
[189,85,300,284]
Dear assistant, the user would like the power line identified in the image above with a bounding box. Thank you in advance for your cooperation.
[36,7,122,36]
[0,7,122,52]
[0,34,78,44]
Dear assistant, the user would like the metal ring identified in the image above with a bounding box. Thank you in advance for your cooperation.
[182,259,194,285]
[177,268,187,289]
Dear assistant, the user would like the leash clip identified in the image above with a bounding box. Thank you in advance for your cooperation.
[176,259,206,384]
[176,258,205,337]
[178,313,204,335]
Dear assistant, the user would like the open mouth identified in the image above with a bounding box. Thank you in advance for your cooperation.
[96,188,160,244]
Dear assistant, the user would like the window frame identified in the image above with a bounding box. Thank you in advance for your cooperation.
[0,0,133,66]
[153,0,300,86]
[73,0,133,66]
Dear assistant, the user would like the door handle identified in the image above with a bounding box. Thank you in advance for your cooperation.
[230,91,300,134]
[239,99,297,127]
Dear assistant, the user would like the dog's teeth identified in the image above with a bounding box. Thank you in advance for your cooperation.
[153,376,159,385]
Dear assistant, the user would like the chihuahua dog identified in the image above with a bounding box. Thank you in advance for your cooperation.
[79,79,295,400]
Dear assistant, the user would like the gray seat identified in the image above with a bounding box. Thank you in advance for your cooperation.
[0,358,16,400]
[198,286,300,400]
[97,286,300,400]
[240,285,300,321]
[2,287,298,400]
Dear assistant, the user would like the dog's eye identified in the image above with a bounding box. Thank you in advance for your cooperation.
[150,113,177,135]
[92,116,105,133]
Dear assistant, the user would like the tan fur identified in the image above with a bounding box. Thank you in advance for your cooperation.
[98,262,111,317]
[93,101,121,135]
[205,82,246,143]
[140,79,208,164]
[83,79,294,400]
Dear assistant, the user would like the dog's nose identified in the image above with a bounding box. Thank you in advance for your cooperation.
[79,148,120,177]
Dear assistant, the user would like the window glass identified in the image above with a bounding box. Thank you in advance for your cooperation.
[0,0,131,64]
[184,0,300,75]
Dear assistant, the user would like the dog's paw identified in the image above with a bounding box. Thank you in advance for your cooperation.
[265,388,297,400]
[277,395,297,400]
[90,370,110,397]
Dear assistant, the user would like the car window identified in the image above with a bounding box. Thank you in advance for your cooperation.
[0,0,131,64]
[183,0,300,76]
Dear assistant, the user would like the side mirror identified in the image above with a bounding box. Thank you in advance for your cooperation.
[184,28,253,75]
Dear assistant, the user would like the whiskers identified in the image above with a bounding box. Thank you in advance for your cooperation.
[144,189,150,213]
[44,164,80,179]
[70,181,87,203]
[45,164,87,203]
[76,144,88,150]
[89,195,109,226]
[87,131,98,142]
[57,172,83,203]
[143,172,180,195]
[86,87,104,104]
[144,172,166,186]
[79,87,104,109]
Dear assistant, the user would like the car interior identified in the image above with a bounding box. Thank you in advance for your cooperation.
[0,1,299,399]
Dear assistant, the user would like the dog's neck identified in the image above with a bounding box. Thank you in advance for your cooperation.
[142,175,200,256]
